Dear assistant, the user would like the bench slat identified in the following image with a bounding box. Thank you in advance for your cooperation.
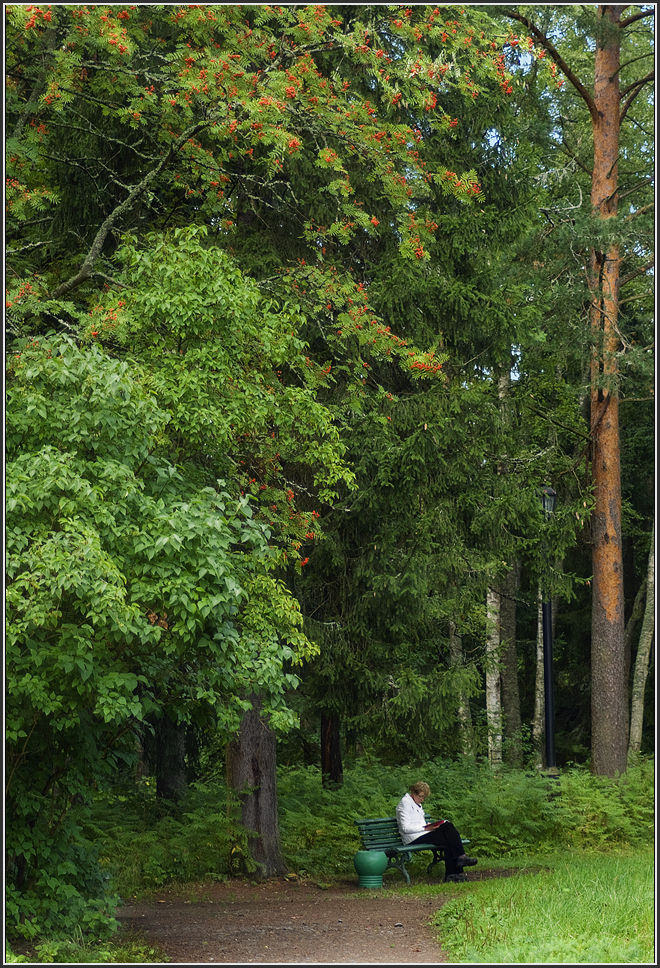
[354,814,449,886]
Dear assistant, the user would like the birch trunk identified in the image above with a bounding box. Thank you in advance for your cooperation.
[500,562,522,766]
[485,587,502,768]
[532,585,545,770]
[628,518,654,760]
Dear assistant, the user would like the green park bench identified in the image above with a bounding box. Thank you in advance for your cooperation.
[355,815,468,885]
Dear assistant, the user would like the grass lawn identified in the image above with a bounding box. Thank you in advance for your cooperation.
[429,849,655,963]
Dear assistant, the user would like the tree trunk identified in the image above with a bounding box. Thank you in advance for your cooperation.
[532,584,545,769]
[589,6,627,776]
[320,711,343,787]
[624,574,648,676]
[449,620,473,755]
[154,712,187,801]
[499,562,522,766]
[226,696,287,876]
[485,587,502,768]
[628,518,654,760]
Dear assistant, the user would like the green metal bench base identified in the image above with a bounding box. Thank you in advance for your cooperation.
[355,816,449,885]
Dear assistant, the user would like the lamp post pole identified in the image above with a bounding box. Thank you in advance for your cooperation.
[541,486,557,773]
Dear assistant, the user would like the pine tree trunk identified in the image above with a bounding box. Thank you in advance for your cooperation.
[449,620,473,755]
[226,696,287,876]
[485,587,502,768]
[532,585,545,770]
[628,518,654,760]
[154,712,187,802]
[589,5,628,777]
[500,563,522,766]
[320,711,343,787]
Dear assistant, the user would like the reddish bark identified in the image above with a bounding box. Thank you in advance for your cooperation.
[588,6,628,776]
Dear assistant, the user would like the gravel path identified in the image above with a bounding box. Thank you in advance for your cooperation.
[117,876,451,964]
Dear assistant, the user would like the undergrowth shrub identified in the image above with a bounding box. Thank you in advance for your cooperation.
[276,756,653,874]
[5,809,119,943]
[88,778,255,899]
[79,756,655,898]
[552,759,655,848]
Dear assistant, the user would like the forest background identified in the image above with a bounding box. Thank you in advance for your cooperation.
[4,1,655,952]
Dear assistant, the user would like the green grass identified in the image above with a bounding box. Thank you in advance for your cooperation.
[431,849,655,963]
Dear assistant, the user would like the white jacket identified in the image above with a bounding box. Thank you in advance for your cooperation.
[395,792,427,845]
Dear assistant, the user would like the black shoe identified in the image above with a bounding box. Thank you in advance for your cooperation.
[456,854,478,866]
[444,872,467,883]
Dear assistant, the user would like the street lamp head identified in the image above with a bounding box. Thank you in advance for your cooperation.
[541,486,557,517]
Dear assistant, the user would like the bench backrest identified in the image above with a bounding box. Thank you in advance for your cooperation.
[355,815,431,850]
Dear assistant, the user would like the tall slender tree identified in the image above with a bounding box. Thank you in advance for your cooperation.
[501,3,655,775]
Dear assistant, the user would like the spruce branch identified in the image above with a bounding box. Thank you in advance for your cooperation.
[619,258,654,289]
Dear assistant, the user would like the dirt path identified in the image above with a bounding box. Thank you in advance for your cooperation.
[116,876,452,964]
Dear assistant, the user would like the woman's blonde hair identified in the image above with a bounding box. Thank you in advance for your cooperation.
[409,781,430,798]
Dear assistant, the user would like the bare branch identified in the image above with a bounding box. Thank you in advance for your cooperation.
[624,203,654,222]
[47,118,215,301]
[620,258,654,289]
[621,69,655,98]
[560,139,593,177]
[619,177,654,201]
[500,7,598,123]
[620,70,654,123]
[619,7,655,29]
[91,272,127,290]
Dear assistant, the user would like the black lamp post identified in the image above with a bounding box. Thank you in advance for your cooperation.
[541,486,557,772]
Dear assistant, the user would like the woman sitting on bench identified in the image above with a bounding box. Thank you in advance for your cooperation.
[395,781,478,882]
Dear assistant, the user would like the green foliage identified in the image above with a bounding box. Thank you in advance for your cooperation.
[6,934,166,965]
[88,778,257,899]
[432,850,654,963]
[5,1,655,947]
[88,757,654,895]
[551,759,656,849]
[5,812,119,944]
[5,325,333,939]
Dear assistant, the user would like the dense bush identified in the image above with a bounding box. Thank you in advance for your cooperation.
[87,756,654,901]
[276,757,654,872]
[5,811,118,943]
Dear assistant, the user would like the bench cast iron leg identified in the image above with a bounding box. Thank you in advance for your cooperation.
[386,853,411,885]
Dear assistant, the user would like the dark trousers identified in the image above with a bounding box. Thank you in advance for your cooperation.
[409,821,465,874]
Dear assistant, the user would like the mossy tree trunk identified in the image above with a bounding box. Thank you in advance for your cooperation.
[227,695,287,877]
